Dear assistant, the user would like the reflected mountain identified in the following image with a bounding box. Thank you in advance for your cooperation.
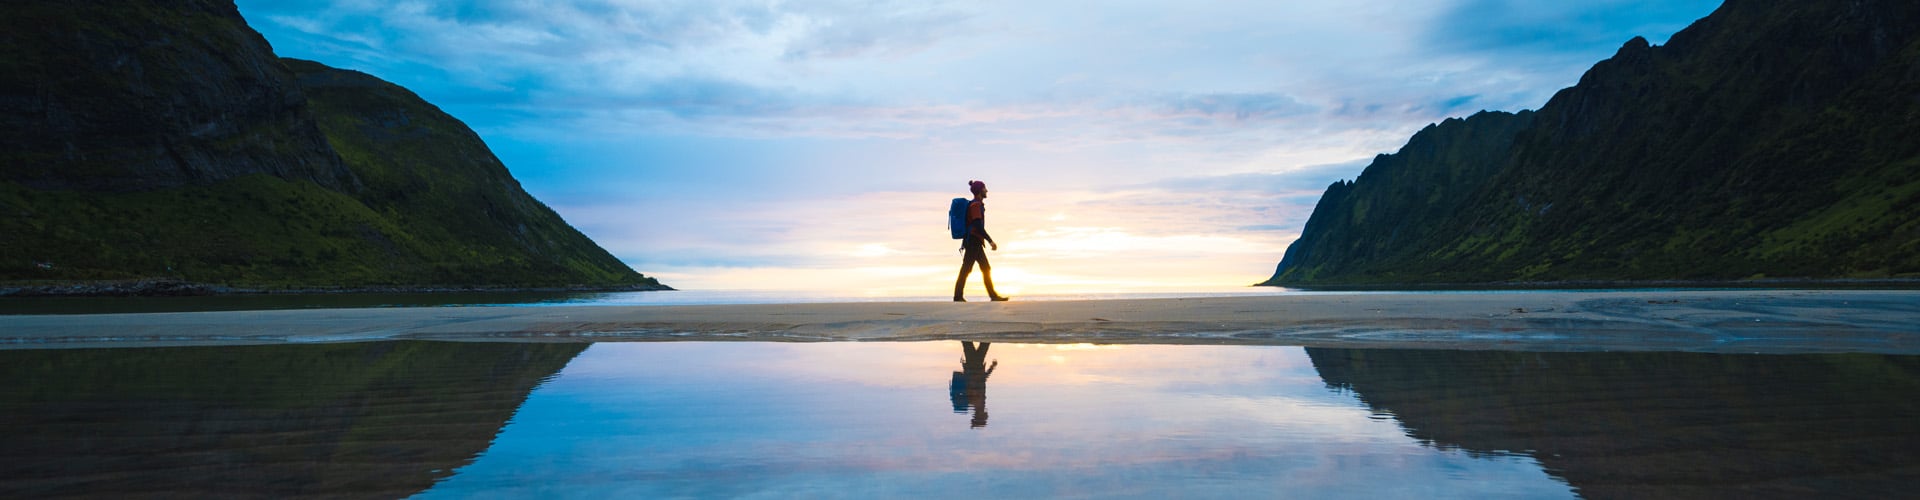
[0,341,586,498]
[1307,348,1920,498]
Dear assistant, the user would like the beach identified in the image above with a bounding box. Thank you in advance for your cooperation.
[4,289,1915,353]
[6,290,1919,497]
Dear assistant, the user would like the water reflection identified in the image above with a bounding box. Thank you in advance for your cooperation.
[1307,348,1920,498]
[948,341,997,428]
[425,342,1574,498]
[2,341,1915,497]
[0,342,585,498]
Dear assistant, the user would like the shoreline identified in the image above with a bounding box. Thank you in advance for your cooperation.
[2,289,1916,354]
[0,279,674,298]
[1261,277,1920,291]
[6,276,1916,298]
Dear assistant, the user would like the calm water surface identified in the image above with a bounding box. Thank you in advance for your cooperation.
[2,341,1915,498]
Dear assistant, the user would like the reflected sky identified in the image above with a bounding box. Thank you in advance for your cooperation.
[8,341,1912,497]
[422,342,1572,498]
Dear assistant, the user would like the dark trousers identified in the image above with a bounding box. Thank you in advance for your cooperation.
[954,242,999,300]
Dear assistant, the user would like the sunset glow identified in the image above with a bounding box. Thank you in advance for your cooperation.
[235,0,1723,295]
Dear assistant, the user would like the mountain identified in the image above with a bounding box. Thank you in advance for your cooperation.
[283,59,660,288]
[1,0,663,291]
[1264,0,1920,286]
[1267,111,1535,284]
[1,1,358,193]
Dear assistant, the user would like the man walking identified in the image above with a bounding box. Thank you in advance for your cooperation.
[955,180,1008,302]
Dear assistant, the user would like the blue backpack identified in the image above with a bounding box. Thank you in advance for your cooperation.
[948,198,970,239]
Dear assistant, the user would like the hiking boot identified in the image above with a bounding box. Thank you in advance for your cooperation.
[953,297,967,302]
[990,295,1009,302]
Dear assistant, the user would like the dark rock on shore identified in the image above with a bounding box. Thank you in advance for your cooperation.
[1,279,228,297]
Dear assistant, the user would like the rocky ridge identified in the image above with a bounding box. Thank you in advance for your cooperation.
[1265,0,1920,285]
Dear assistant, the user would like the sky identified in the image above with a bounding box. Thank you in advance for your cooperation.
[234,0,1724,296]
[424,342,1573,497]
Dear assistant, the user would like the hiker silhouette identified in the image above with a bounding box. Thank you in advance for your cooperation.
[948,341,997,428]
[954,180,1008,302]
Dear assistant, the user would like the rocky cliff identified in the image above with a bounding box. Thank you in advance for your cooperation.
[1,0,358,192]
[1266,110,1535,283]
[1,0,662,290]
[1265,0,1920,285]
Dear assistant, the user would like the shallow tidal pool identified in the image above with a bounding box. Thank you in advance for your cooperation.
[2,341,1916,498]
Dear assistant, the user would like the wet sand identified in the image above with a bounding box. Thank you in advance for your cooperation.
[2,289,1915,353]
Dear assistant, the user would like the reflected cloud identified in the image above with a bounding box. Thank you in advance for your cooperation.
[426,342,1577,497]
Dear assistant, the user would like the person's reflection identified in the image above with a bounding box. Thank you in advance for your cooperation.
[949,341,997,428]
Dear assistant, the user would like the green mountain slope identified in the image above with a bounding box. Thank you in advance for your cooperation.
[1265,111,1535,283]
[285,58,656,288]
[1,0,662,290]
[1265,0,1920,285]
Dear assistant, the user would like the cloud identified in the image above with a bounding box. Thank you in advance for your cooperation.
[245,1,1494,144]
[244,0,1711,167]
[1161,92,1316,121]
[545,77,800,119]
[243,0,1726,137]
[777,2,978,61]
[1053,171,1348,243]
[235,0,1730,292]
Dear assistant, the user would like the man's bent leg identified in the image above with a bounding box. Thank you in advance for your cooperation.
[977,253,1002,300]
